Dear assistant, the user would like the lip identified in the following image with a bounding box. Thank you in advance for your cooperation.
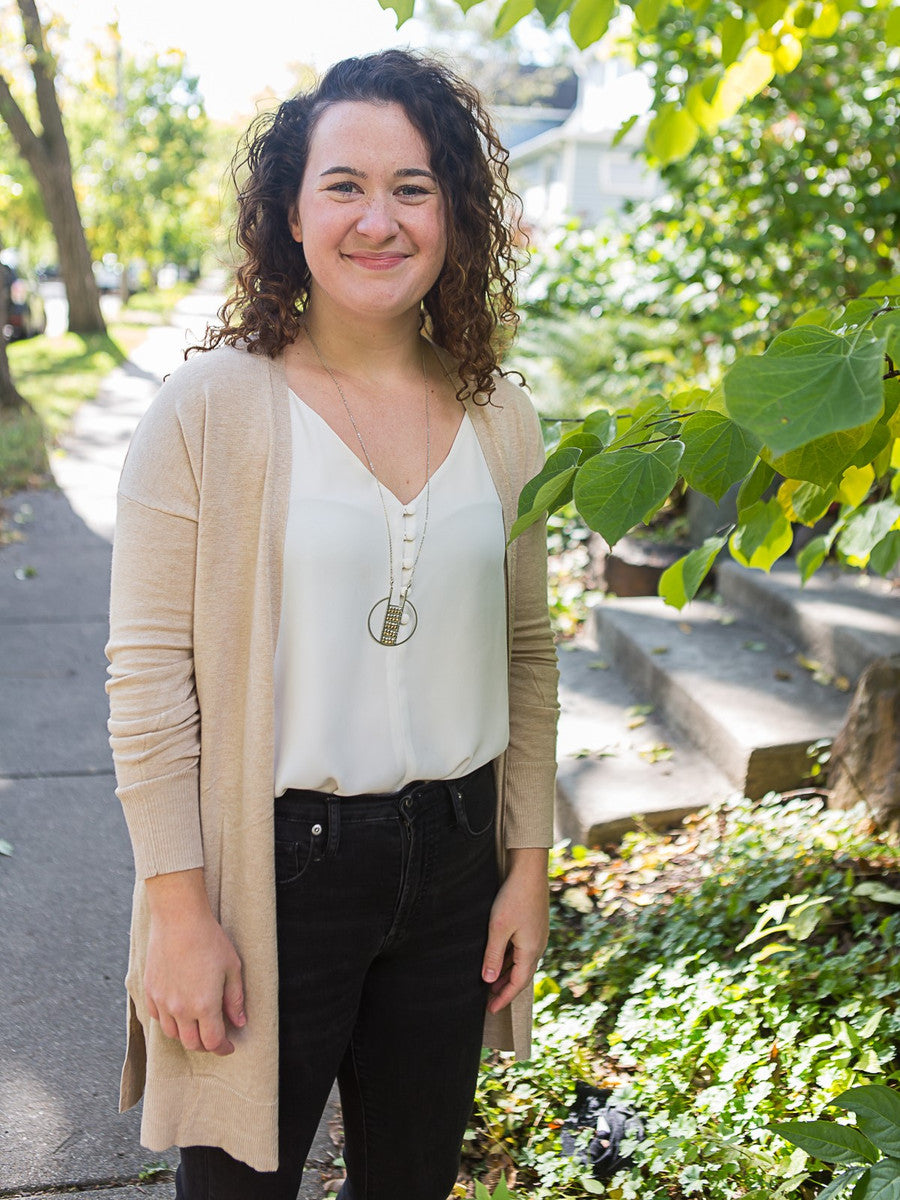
[343,252,408,271]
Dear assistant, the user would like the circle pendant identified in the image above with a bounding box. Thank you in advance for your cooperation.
[368,596,418,646]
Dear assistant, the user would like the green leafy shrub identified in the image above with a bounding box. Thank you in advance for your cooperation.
[466,796,900,1199]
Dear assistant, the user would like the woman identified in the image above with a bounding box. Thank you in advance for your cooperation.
[106,49,558,1200]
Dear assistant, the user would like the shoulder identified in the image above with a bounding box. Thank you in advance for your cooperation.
[158,344,275,417]
[137,345,279,445]
[470,372,544,474]
[120,345,282,505]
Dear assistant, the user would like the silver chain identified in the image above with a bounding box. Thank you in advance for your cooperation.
[305,327,432,615]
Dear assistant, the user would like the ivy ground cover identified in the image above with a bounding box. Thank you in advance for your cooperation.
[466,795,900,1199]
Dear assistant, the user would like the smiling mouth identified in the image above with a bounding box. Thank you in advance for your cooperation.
[345,253,408,270]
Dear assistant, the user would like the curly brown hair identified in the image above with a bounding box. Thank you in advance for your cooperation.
[192,49,523,401]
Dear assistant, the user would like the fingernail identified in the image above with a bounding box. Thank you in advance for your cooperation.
[484,968,497,983]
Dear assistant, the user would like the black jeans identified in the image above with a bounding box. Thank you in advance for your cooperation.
[175,762,499,1200]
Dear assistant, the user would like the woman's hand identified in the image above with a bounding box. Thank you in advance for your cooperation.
[143,868,246,1056]
[481,847,550,1014]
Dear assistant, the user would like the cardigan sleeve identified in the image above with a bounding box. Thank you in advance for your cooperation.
[105,385,205,880]
[503,395,560,850]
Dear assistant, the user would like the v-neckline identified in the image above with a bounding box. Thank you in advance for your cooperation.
[287,388,469,507]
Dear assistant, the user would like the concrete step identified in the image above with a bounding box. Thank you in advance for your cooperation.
[556,641,733,846]
[717,560,900,684]
[590,595,850,797]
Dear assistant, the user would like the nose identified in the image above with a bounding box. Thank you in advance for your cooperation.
[355,196,399,241]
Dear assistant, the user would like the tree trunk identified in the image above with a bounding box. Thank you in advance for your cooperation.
[0,238,27,413]
[34,153,106,333]
[0,0,106,336]
[0,335,26,411]
[828,655,900,832]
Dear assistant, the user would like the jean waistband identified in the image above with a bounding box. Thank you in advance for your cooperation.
[276,760,493,825]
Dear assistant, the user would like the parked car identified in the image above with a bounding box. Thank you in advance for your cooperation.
[1,262,47,341]
[92,256,140,296]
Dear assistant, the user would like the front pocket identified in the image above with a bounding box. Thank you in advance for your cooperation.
[455,773,496,838]
[273,820,323,886]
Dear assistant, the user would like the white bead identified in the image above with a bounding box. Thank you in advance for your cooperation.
[402,558,413,570]
[403,505,416,517]
[400,613,410,625]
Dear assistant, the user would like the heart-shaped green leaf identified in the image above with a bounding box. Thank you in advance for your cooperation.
[659,534,729,609]
[724,326,887,457]
[729,498,793,569]
[569,0,615,47]
[583,409,618,445]
[573,441,684,547]
[517,445,581,517]
[837,500,900,562]
[494,0,536,34]
[377,0,415,24]
[770,421,877,489]
[737,458,775,518]
[680,412,762,502]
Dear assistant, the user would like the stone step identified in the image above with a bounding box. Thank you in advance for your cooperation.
[717,560,900,684]
[590,595,850,797]
[556,641,733,846]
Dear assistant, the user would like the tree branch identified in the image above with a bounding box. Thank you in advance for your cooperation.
[16,0,67,151]
[0,68,43,170]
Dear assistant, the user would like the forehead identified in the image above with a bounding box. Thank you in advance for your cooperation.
[306,101,432,170]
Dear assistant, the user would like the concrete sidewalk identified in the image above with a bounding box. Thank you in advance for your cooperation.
[0,287,339,1199]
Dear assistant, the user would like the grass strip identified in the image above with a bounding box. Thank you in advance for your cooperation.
[0,285,191,495]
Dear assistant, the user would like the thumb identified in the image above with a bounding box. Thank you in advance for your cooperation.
[482,925,509,984]
[223,962,246,1029]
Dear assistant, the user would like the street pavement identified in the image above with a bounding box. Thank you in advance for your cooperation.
[0,285,340,1198]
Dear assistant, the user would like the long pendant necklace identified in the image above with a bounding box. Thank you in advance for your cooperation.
[306,328,431,647]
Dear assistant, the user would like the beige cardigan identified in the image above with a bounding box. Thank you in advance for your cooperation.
[106,343,559,1171]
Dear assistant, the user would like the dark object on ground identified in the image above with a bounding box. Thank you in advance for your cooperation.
[559,1082,645,1180]
[829,653,900,832]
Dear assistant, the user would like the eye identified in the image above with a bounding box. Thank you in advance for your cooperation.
[325,180,361,195]
[396,184,432,199]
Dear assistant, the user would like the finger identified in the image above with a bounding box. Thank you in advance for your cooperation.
[223,965,246,1030]
[176,1017,204,1053]
[482,928,511,984]
[488,958,539,1013]
[198,1008,235,1056]
[146,994,160,1022]
[488,962,514,996]
[156,1010,180,1042]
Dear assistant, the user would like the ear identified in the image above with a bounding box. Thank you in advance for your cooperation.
[288,209,302,244]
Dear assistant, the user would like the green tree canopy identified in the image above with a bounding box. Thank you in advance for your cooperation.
[70,35,215,279]
[379,0,900,164]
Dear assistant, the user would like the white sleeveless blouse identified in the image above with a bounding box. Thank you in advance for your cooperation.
[273,391,509,797]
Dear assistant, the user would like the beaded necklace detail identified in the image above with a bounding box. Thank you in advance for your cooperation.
[306,329,431,646]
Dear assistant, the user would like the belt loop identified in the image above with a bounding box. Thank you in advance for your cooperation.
[326,795,341,859]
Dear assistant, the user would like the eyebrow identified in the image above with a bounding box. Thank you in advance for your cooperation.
[319,166,437,182]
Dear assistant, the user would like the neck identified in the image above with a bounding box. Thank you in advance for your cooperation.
[302,299,426,379]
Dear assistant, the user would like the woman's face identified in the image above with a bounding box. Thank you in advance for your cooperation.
[290,100,448,325]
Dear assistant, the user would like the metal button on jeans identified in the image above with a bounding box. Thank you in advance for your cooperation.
[311,823,323,836]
